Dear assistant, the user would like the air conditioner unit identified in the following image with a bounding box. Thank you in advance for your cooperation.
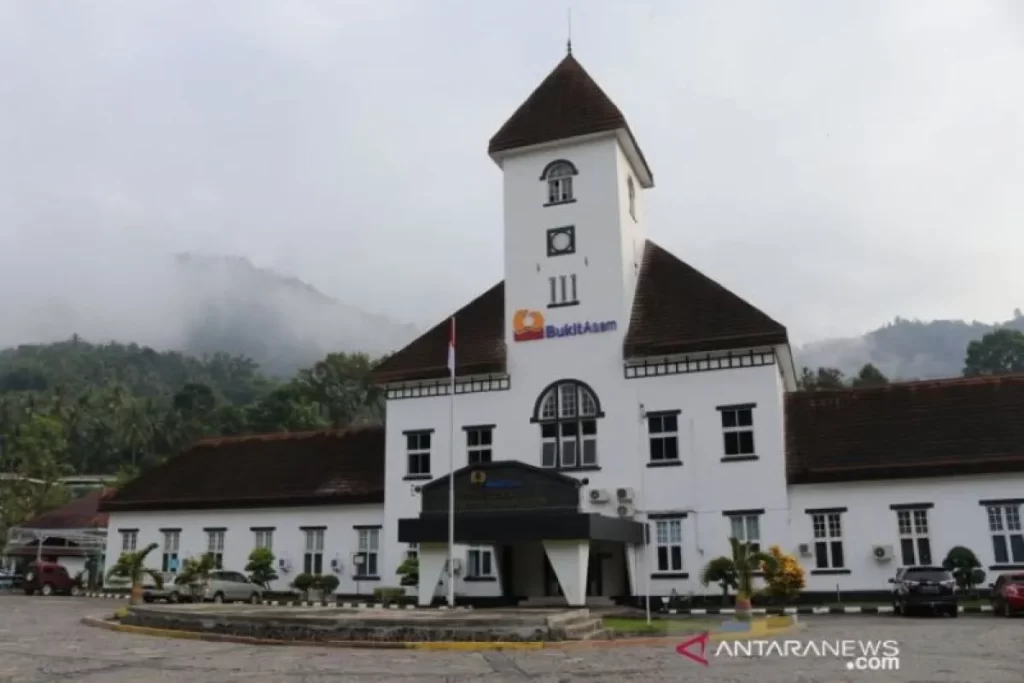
[616,487,635,502]
[330,557,343,574]
[444,558,463,576]
[278,557,292,573]
[617,503,635,518]
[798,543,812,557]
[589,489,610,504]
[872,545,894,562]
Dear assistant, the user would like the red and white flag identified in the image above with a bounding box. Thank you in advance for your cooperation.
[447,317,456,377]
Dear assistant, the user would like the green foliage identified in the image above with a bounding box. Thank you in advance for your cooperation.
[964,329,1024,377]
[0,339,385,492]
[106,543,163,603]
[396,557,419,586]
[176,553,217,597]
[319,574,340,595]
[699,556,737,601]
[729,538,777,601]
[373,586,405,604]
[0,414,73,532]
[798,364,889,391]
[942,546,985,592]
[291,572,316,593]
[760,545,806,603]
[245,547,278,588]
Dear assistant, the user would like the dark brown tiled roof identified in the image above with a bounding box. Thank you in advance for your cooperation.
[488,54,651,177]
[786,374,1024,484]
[623,241,789,358]
[16,488,113,530]
[373,241,790,383]
[99,427,384,512]
[371,282,506,384]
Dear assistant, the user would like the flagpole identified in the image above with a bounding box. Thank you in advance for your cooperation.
[447,316,456,608]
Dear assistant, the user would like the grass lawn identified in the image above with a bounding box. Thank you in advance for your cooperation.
[603,616,723,636]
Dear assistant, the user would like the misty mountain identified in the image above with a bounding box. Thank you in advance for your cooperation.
[174,253,418,376]
[1,252,418,378]
[795,310,1024,380]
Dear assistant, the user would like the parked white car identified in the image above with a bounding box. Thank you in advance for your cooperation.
[180,570,263,604]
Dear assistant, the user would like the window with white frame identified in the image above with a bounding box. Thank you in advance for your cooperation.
[120,529,138,553]
[542,159,577,205]
[719,404,756,458]
[405,543,418,562]
[467,546,494,578]
[253,528,274,552]
[356,527,380,577]
[896,508,932,566]
[811,511,845,570]
[161,529,180,572]
[647,411,679,462]
[466,426,493,465]
[653,517,684,573]
[206,529,225,569]
[536,380,601,470]
[727,513,761,553]
[303,528,324,574]
[987,503,1024,565]
[405,430,431,477]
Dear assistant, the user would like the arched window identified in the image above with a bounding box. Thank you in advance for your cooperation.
[627,176,636,220]
[532,380,603,470]
[540,159,578,205]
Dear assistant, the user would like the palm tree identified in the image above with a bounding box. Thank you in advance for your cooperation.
[729,537,778,620]
[106,542,163,605]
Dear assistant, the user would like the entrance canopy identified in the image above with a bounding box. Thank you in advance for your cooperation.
[398,460,644,544]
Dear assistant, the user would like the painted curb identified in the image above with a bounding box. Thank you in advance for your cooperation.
[79,593,469,610]
[665,604,993,615]
[81,614,802,651]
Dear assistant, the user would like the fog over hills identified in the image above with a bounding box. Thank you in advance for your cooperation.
[0,252,419,377]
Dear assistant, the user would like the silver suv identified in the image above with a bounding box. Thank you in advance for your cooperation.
[165,570,263,604]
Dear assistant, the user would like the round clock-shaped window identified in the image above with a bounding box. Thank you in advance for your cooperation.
[551,231,572,252]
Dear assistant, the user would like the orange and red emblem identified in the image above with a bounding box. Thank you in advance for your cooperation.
[512,309,545,342]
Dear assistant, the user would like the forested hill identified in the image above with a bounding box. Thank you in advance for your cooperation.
[796,310,1024,380]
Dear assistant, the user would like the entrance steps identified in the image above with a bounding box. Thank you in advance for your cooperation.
[545,609,608,641]
[519,596,615,608]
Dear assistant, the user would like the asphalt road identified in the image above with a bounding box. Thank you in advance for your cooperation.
[0,595,1020,682]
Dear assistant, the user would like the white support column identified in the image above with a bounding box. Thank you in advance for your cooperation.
[417,543,448,607]
[542,540,590,607]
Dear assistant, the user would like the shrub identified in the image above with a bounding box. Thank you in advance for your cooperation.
[700,556,737,603]
[245,547,278,588]
[396,557,419,586]
[943,547,985,593]
[373,586,405,605]
[291,573,316,593]
[761,545,806,604]
[319,574,340,595]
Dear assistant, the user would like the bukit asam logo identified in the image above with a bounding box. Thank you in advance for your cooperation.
[512,308,618,343]
[677,633,900,671]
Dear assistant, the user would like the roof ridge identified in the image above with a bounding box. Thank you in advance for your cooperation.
[786,372,1024,399]
[194,425,382,448]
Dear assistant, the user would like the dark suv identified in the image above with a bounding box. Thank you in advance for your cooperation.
[22,561,78,596]
[890,566,958,616]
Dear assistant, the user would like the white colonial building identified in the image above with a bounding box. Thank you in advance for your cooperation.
[100,51,1024,607]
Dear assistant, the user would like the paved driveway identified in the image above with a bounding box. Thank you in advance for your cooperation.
[0,595,1020,682]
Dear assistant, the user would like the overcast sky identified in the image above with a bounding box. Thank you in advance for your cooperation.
[2,0,1023,347]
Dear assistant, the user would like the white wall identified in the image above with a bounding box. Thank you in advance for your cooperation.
[103,504,384,595]
[790,473,1024,593]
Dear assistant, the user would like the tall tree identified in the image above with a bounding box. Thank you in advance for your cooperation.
[963,329,1024,377]
[850,363,889,387]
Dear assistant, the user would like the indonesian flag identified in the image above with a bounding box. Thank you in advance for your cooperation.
[448,317,456,376]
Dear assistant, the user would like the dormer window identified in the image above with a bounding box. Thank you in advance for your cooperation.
[541,160,578,206]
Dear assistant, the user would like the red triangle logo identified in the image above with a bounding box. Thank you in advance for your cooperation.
[676,631,710,666]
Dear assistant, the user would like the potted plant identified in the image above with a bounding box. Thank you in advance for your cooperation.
[943,546,986,596]
[176,553,217,602]
[319,574,340,605]
[700,556,738,606]
[291,572,316,602]
[245,547,278,589]
[396,557,419,586]
[760,545,806,606]
[105,543,163,605]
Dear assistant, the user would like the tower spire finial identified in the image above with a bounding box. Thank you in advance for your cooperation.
[567,8,572,55]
